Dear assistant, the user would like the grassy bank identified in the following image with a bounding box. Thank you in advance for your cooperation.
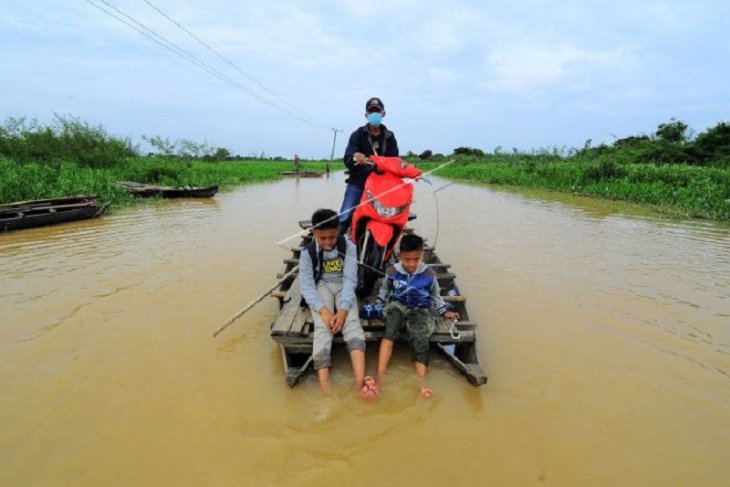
[423,156,730,221]
[3,153,728,221]
[3,115,729,221]
[0,157,331,209]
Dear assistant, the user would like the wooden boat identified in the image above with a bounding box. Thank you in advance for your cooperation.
[0,195,109,232]
[117,181,218,198]
[269,221,488,387]
[280,171,324,178]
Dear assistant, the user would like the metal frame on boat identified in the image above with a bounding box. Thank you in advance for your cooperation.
[270,221,488,387]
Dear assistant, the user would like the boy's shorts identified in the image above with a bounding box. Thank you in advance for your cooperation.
[382,301,435,365]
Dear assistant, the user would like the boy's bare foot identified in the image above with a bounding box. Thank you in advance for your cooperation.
[419,387,433,398]
[359,376,379,399]
[318,380,331,395]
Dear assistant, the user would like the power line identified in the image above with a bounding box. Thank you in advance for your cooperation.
[87,0,246,94]
[83,0,333,131]
[88,0,264,100]
[142,0,311,122]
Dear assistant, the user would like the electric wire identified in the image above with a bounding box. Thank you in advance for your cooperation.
[86,0,266,100]
[142,0,324,128]
[84,0,332,130]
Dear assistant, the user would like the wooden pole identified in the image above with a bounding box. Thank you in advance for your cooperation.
[213,265,299,338]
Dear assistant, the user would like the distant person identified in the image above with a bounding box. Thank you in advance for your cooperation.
[338,97,399,235]
[375,234,460,397]
[299,208,378,398]
[293,153,301,173]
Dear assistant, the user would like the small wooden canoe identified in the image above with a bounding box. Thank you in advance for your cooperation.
[269,221,488,387]
[117,181,218,198]
[0,195,109,232]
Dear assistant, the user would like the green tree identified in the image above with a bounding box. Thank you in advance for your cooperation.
[655,118,689,144]
[453,146,485,157]
[694,122,730,158]
[213,147,231,160]
[142,135,176,157]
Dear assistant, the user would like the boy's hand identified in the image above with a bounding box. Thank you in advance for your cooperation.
[353,152,367,165]
[331,309,349,334]
[319,308,335,329]
[443,310,460,320]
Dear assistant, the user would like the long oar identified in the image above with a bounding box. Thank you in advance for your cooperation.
[212,265,299,338]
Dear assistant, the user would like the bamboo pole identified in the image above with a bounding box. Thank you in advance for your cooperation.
[212,265,299,338]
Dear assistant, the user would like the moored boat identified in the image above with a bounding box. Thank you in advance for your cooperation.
[269,220,488,387]
[117,180,218,198]
[0,195,109,232]
[280,171,324,178]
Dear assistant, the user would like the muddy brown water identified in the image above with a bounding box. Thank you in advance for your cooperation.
[1,172,729,486]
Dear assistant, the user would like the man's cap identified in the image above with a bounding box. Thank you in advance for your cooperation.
[365,97,385,112]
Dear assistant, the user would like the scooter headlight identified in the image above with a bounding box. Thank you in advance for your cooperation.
[367,191,407,218]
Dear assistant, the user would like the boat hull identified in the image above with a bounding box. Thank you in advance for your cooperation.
[117,181,218,198]
[269,221,488,387]
[0,196,109,232]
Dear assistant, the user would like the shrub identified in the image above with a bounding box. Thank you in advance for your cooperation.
[453,146,485,157]
[0,114,138,167]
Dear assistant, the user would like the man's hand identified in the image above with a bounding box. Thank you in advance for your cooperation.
[443,310,460,320]
[353,152,367,165]
[330,309,349,334]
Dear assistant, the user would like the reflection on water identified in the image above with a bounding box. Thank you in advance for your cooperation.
[1,173,729,486]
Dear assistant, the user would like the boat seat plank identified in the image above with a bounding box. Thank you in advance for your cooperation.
[442,295,466,303]
[270,290,288,300]
[295,308,313,336]
[271,282,302,335]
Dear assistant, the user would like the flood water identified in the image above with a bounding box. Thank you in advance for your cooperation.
[1,172,729,486]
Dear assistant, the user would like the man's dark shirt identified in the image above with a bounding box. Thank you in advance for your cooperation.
[343,124,399,187]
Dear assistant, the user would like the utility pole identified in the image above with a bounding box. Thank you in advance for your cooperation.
[330,128,341,161]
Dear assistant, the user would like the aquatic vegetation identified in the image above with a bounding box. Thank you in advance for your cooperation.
[421,158,730,221]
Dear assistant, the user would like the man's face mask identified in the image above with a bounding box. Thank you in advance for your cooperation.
[367,112,383,126]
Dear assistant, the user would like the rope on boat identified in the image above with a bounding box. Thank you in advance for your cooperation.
[448,318,461,340]
[431,181,455,251]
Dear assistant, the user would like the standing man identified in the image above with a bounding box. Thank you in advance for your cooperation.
[338,97,399,235]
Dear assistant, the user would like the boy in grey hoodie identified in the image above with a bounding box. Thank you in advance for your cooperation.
[299,208,377,397]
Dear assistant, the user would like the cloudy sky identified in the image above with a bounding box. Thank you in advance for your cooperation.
[2,0,729,159]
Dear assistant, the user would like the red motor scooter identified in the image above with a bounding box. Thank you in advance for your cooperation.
[350,155,427,297]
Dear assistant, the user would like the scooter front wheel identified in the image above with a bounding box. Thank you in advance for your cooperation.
[356,230,385,298]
